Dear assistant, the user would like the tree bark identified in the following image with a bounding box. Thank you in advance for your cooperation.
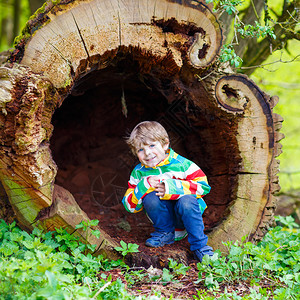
[0,0,282,265]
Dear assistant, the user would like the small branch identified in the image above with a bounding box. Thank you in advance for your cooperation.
[276,191,300,198]
[279,171,300,175]
[93,281,112,299]
[240,0,299,74]
[261,273,287,288]
[195,70,215,82]
[255,81,300,89]
[250,0,260,20]
[84,277,92,293]
[286,9,299,24]
[239,54,300,70]
[232,14,241,45]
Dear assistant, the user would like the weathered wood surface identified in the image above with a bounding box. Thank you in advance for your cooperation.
[13,0,222,89]
[40,184,119,257]
[0,0,283,261]
[206,75,282,246]
[0,64,56,229]
[0,64,118,256]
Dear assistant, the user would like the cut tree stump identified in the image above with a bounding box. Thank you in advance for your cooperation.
[0,0,282,266]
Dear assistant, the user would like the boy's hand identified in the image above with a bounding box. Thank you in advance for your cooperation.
[148,176,166,197]
[148,176,161,188]
[155,182,166,197]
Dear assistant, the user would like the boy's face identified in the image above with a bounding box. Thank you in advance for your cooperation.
[136,140,169,167]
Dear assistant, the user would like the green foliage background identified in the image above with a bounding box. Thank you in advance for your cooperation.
[251,39,300,192]
[0,0,30,51]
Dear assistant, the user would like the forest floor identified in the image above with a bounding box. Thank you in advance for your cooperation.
[101,262,202,299]
[77,197,209,298]
[100,260,271,299]
[77,200,270,299]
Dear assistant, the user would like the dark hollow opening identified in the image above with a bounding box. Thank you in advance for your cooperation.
[222,84,239,99]
[50,51,237,248]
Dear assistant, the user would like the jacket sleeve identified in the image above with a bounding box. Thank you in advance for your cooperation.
[160,162,211,200]
[122,170,155,213]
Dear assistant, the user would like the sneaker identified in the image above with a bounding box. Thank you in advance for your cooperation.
[175,228,188,241]
[193,245,214,262]
[145,231,175,247]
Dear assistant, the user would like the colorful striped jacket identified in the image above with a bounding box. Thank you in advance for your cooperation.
[122,148,211,214]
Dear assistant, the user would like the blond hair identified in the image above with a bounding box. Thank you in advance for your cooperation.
[127,121,169,154]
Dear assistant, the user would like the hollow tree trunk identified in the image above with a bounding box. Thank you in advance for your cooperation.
[0,0,282,265]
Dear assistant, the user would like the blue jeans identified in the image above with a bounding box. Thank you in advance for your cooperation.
[142,192,208,251]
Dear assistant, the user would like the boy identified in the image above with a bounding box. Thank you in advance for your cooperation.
[122,121,214,262]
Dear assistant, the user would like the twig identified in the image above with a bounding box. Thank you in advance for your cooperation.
[272,244,289,254]
[83,276,93,293]
[232,14,241,45]
[126,266,146,271]
[239,54,300,70]
[93,281,112,299]
[285,5,300,23]
[250,0,260,21]
[260,273,287,288]
[195,70,215,82]
[178,282,193,295]
[279,170,300,175]
[256,81,300,89]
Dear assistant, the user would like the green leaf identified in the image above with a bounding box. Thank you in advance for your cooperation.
[89,219,99,227]
[45,270,58,289]
[231,262,238,269]
[75,223,84,230]
[91,230,101,239]
[127,243,139,253]
[120,240,127,248]
[205,273,219,289]
[162,268,173,283]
